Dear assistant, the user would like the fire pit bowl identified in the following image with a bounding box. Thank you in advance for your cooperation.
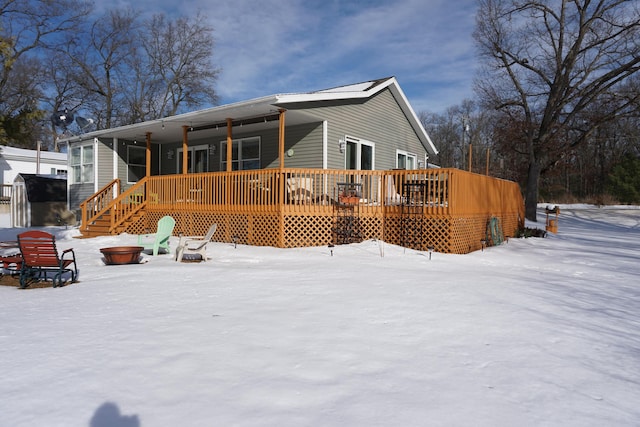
[100,246,144,265]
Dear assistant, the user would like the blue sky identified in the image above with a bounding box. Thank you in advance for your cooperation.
[117,0,478,114]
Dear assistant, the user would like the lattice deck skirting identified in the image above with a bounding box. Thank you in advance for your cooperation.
[124,210,521,254]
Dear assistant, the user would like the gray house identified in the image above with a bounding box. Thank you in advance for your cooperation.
[62,77,438,213]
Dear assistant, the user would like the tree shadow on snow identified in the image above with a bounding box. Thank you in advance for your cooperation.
[89,402,140,427]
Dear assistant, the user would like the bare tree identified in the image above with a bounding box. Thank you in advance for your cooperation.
[474,0,640,220]
[132,12,219,120]
[64,8,140,129]
[65,9,219,126]
[421,110,456,168]
[42,50,95,149]
[0,0,91,147]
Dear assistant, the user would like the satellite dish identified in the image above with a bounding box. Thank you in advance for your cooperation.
[76,116,95,131]
[51,109,74,128]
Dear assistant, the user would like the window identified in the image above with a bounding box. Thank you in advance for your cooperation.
[345,136,374,170]
[396,150,417,170]
[70,144,93,184]
[220,137,261,170]
[51,168,67,176]
[128,146,146,183]
[177,144,210,173]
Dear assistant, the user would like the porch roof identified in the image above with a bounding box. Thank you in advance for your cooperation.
[60,77,437,156]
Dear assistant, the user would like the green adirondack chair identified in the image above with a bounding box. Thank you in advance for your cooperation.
[137,216,176,255]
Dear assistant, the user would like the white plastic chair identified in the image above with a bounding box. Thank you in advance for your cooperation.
[175,224,217,262]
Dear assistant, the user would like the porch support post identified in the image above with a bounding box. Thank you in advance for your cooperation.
[145,132,152,177]
[182,126,189,174]
[226,118,233,172]
[278,109,286,169]
[277,109,286,248]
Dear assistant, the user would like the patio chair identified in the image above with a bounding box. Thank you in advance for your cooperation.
[286,177,315,204]
[384,176,405,205]
[175,224,217,262]
[137,215,176,255]
[17,230,78,288]
[286,177,332,204]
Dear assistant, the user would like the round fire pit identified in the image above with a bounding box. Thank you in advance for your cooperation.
[100,246,144,265]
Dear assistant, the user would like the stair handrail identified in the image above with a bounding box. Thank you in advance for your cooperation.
[108,178,148,233]
[79,179,121,232]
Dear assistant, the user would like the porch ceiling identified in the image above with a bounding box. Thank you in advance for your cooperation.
[77,98,322,145]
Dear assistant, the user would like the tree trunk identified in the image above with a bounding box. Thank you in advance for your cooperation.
[524,159,539,222]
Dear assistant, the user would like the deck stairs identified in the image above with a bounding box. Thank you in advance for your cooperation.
[78,210,145,238]
[76,178,147,238]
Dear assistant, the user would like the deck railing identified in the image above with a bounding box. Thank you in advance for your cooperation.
[0,184,11,204]
[79,178,121,231]
[79,168,525,250]
[142,168,461,215]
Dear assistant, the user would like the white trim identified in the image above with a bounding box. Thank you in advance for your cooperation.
[396,149,418,169]
[127,145,146,184]
[322,120,328,169]
[344,135,375,170]
[69,141,96,186]
[93,138,99,192]
[177,143,210,173]
[219,137,261,171]
[112,138,118,182]
[58,77,437,157]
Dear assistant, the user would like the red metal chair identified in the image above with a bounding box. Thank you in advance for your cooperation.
[17,230,78,288]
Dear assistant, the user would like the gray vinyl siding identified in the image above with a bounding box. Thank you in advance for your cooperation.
[68,138,113,212]
[286,88,426,170]
[68,182,94,212]
[97,139,114,187]
[159,122,324,173]
[270,122,324,169]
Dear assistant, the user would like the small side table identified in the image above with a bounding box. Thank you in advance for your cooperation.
[0,241,22,277]
[1,254,23,276]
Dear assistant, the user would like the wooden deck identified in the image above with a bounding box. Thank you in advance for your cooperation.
[79,168,525,254]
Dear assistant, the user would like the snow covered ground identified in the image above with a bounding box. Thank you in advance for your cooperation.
[1,205,639,427]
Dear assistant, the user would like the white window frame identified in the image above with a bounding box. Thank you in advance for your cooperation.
[177,144,210,173]
[127,145,146,183]
[220,136,261,171]
[396,150,418,170]
[70,144,94,184]
[344,136,375,170]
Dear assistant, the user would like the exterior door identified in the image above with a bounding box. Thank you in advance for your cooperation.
[177,144,209,173]
[345,136,374,170]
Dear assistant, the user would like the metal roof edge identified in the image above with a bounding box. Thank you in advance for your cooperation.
[274,77,396,104]
[59,95,280,144]
[385,79,439,157]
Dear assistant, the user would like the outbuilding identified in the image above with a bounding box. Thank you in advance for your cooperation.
[10,174,72,227]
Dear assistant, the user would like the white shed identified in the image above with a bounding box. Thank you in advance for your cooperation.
[11,174,71,227]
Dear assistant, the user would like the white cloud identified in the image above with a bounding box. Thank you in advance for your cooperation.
[111,0,478,112]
